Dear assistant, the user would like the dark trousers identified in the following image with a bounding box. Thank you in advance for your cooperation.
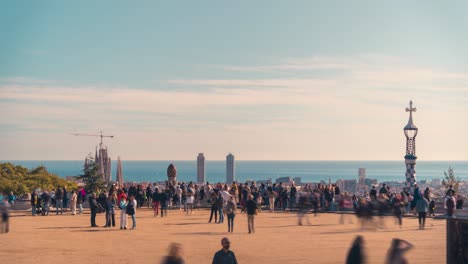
[90,210,97,226]
[161,206,167,217]
[227,213,235,232]
[106,210,115,227]
[209,205,218,222]
[1,214,9,233]
[418,212,427,227]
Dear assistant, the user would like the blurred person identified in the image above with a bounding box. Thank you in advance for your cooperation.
[428,199,435,217]
[0,197,10,233]
[212,237,237,264]
[456,195,464,209]
[297,192,311,226]
[346,235,366,264]
[385,238,413,264]
[416,196,429,230]
[161,243,185,264]
[8,191,15,206]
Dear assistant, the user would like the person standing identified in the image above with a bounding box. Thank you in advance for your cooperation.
[31,190,39,216]
[105,193,116,228]
[70,190,77,215]
[416,196,429,230]
[153,188,160,217]
[160,188,169,218]
[212,237,238,264]
[63,186,69,212]
[226,196,236,233]
[209,191,219,223]
[77,186,86,214]
[55,186,63,215]
[127,194,136,229]
[119,196,128,229]
[89,193,99,227]
[245,194,258,234]
[41,189,51,216]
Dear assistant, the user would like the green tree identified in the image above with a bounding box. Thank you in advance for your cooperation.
[0,162,77,196]
[442,166,461,194]
[76,156,106,194]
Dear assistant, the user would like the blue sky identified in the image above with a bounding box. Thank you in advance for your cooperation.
[1,1,467,160]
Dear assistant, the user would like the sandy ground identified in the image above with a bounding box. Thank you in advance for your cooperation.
[0,207,445,264]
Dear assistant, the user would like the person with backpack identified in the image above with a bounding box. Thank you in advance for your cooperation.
[226,196,236,233]
[119,196,128,229]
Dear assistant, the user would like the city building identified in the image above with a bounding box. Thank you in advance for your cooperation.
[96,145,112,184]
[116,156,123,187]
[358,168,366,184]
[276,176,293,184]
[226,153,235,184]
[197,153,206,183]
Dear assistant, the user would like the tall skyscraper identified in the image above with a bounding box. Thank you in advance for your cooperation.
[197,153,205,183]
[358,168,366,184]
[116,156,123,187]
[226,153,235,184]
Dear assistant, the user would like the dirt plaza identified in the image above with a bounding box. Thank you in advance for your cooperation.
[0,208,445,264]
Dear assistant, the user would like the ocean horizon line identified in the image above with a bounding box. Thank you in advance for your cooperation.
[3,159,467,162]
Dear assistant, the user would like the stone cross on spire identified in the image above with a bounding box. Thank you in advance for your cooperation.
[406,100,417,117]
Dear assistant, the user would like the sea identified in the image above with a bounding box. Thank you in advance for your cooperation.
[3,160,468,184]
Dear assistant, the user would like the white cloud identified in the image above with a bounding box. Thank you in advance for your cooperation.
[1,54,467,160]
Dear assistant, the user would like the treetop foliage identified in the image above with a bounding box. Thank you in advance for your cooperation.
[0,162,78,197]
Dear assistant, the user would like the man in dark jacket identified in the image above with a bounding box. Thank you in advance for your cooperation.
[89,193,99,227]
[212,237,238,264]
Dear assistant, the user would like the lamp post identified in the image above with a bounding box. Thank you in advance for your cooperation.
[403,100,418,190]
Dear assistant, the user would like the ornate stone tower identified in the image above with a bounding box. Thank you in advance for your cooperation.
[403,100,418,189]
[167,163,177,187]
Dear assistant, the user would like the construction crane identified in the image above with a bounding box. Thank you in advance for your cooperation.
[71,131,115,148]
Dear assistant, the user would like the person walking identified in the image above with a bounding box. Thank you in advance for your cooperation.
[153,188,160,217]
[160,188,169,218]
[212,237,238,264]
[226,196,236,233]
[161,243,185,264]
[346,235,366,264]
[385,238,413,264]
[245,194,258,234]
[415,196,429,230]
[0,197,10,233]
